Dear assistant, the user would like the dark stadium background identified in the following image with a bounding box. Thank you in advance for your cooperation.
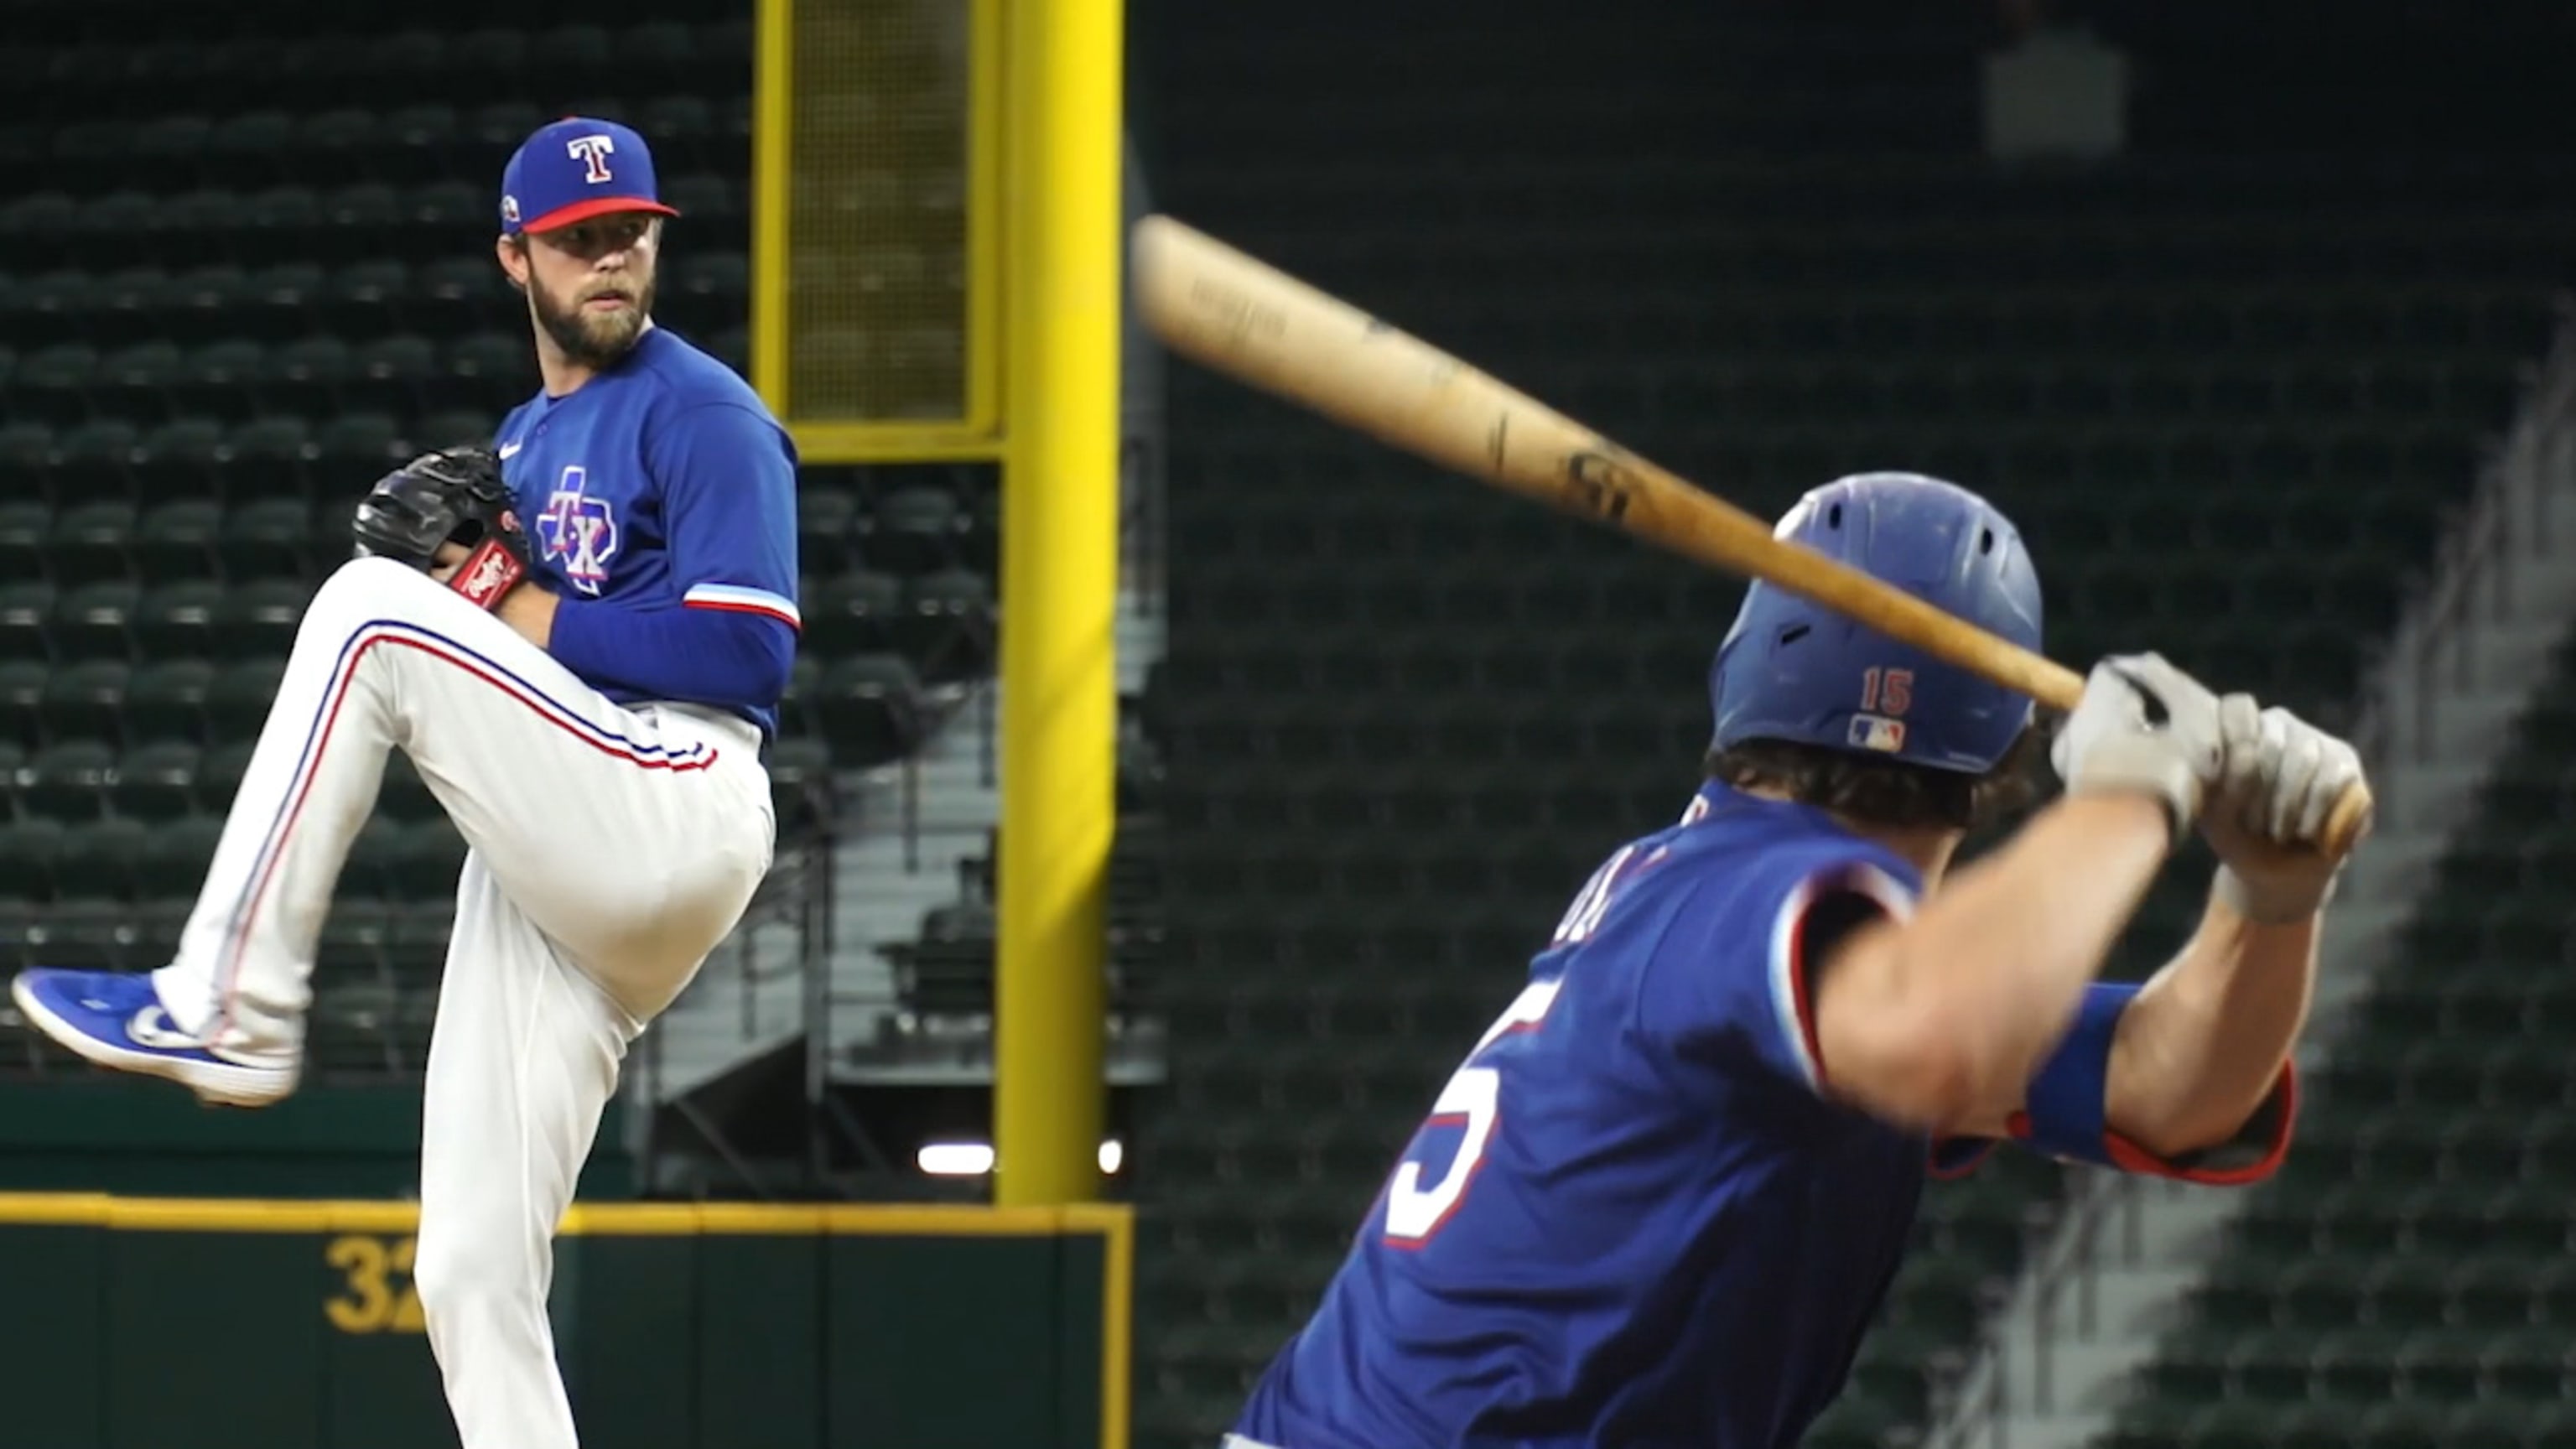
[1,1,2573,1446]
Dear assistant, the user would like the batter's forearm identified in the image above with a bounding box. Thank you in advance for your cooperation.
[1819,792,2174,1132]
[2105,888,2314,1156]
[1907,795,2179,1119]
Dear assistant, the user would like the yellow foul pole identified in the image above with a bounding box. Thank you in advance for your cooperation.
[995,0,1123,1206]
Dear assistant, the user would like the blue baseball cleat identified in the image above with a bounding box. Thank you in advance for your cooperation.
[10,968,299,1108]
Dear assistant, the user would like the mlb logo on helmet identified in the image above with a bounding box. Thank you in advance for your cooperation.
[497,117,683,237]
[1846,714,1908,753]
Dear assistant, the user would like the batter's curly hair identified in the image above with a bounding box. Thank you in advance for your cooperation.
[1704,719,2057,834]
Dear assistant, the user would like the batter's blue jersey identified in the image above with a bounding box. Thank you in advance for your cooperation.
[1233,781,1960,1449]
[491,325,801,739]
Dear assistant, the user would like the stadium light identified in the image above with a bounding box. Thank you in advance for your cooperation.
[916,1140,1124,1176]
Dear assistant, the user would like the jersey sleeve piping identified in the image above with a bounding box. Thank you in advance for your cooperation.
[682,582,801,630]
[1767,859,1918,1095]
[2098,1062,2298,1185]
[1927,1137,1999,1179]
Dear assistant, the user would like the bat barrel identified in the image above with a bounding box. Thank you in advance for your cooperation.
[1132,212,2375,867]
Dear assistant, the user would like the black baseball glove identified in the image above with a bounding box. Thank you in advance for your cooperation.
[351,446,535,611]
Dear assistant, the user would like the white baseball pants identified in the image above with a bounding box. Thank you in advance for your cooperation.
[151,556,776,1449]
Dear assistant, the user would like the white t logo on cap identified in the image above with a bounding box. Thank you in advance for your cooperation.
[566,134,616,184]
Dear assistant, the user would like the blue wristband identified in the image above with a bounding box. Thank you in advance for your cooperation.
[2011,981,2297,1184]
[2018,982,2138,1166]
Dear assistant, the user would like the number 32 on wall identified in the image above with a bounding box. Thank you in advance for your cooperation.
[1382,975,1564,1244]
[326,1233,427,1335]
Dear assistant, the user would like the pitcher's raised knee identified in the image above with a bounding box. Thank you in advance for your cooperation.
[412,1220,547,1345]
[293,556,487,660]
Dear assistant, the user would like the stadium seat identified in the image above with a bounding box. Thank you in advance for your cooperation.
[39,661,130,745]
[0,504,46,586]
[33,897,142,969]
[206,658,287,742]
[437,333,527,412]
[0,425,54,505]
[219,498,314,582]
[765,735,834,836]
[158,265,252,340]
[865,487,967,575]
[897,568,995,682]
[95,340,184,422]
[407,182,483,235]
[377,750,438,823]
[216,579,308,659]
[351,334,436,417]
[2447,1400,2546,1448]
[65,813,158,897]
[50,583,138,662]
[417,409,498,452]
[198,739,255,806]
[776,656,820,740]
[13,341,96,426]
[132,418,227,504]
[707,326,750,377]
[243,262,327,341]
[345,818,411,902]
[227,413,320,502]
[0,817,65,900]
[391,820,468,898]
[208,110,294,169]
[314,413,406,479]
[797,491,860,572]
[48,503,136,587]
[416,256,516,337]
[109,740,201,823]
[321,262,411,338]
[678,251,750,311]
[135,816,222,901]
[264,336,354,419]
[22,738,116,822]
[133,501,223,581]
[122,660,216,746]
[54,420,139,503]
[813,653,926,767]
[2100,1400,2202,1449]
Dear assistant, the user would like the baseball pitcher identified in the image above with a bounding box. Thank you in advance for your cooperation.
[12,117,798,1449]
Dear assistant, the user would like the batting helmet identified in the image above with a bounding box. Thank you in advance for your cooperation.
[1708,471,2043,775]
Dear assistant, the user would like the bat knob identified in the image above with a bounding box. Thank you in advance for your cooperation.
[2316,778,2375,860]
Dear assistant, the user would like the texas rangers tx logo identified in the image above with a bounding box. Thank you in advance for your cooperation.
[567,133,616,184]
[537,466,619,595]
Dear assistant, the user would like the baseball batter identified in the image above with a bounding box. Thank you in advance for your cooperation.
[1224,473,2364,1449]
[10,117,797,1448]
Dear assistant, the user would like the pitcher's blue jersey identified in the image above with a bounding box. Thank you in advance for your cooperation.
[1234,781,1957,1449]
[492,325,801,739]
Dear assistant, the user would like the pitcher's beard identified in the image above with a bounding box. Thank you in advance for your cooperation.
[532,276,654,370]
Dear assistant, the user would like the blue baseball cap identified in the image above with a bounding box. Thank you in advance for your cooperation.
[499,117,681,236]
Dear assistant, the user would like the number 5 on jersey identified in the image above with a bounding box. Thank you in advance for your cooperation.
[1382,844,1637,1244]
[1383,977,1564,1244]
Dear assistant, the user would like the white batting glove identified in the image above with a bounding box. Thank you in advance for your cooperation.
[2049,653,2225,842]
[2204,694,2365,923]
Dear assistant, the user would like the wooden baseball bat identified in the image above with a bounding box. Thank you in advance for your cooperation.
[1130,214,2373,860]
